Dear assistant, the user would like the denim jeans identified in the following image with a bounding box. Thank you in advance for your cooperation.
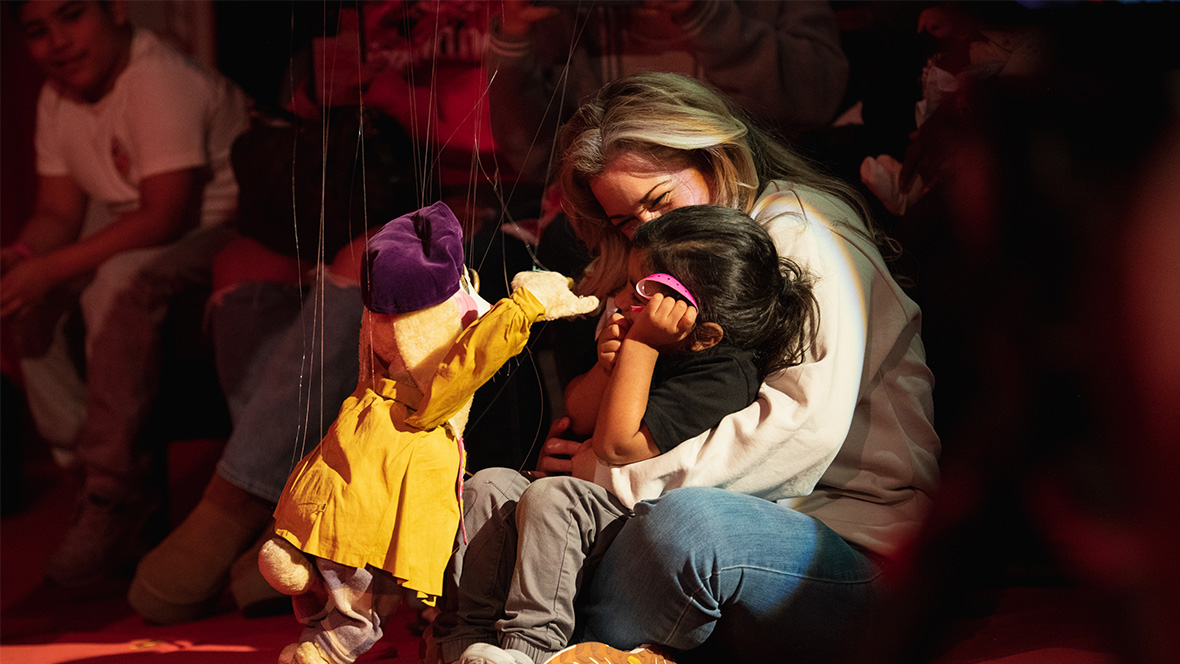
[210,277,363,504]
[578,487,884,663]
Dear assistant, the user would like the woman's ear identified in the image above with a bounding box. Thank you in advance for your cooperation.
[690,322,724,351]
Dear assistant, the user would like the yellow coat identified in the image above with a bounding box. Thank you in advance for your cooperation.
[272,289,545,600]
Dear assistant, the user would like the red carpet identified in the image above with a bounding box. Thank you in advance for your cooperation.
[1,441,1122,664]
[0,443,422,663]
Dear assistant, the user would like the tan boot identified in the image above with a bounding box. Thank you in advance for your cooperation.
[127,474,274,624]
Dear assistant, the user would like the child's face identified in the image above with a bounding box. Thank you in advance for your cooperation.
[614,249,681,317]
[20,1,131,102]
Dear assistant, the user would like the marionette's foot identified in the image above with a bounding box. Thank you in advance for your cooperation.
[279,641,335,664]
[230,532,291,617]
[128,475,273,624]
[259,536,318,595]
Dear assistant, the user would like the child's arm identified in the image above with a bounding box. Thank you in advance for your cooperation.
[593,294,696,465]
[564,312,630,437]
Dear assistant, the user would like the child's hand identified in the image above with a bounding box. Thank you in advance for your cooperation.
[597,312,632,373]
[628,293,696,350]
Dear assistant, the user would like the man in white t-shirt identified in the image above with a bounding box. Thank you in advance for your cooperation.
[0,1,248,588]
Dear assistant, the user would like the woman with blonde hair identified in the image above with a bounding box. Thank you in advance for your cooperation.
[431,72,939,664]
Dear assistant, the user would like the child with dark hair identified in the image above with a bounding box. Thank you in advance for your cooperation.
[448,205,817,664]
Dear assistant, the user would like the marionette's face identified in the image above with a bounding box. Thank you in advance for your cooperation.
[19,1,132,102]
[367,272,490,389]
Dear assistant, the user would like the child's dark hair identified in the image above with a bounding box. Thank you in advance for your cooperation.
[631,205,818,377]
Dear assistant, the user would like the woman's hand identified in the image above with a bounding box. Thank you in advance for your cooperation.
[628,293,696,350]
[597,312,632,374]
[533,417,582,478]
[571,439,598,481]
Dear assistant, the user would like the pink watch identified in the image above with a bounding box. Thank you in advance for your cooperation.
[632,272,697,311]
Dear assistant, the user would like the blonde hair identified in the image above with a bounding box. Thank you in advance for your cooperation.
[558,72,877,299]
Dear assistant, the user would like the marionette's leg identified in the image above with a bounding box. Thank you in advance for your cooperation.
[258,536,318,595]
[279,557,403,664]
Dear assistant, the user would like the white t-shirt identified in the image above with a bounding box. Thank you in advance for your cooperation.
[35,30,248,229]
[593,181,941,558]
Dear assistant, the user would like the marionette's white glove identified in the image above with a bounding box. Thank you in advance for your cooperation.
[511,270,599,321]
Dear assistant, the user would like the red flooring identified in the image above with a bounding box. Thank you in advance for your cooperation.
[1,439,1123,664]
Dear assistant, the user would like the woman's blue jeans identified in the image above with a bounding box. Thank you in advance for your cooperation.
[577,487,884,662]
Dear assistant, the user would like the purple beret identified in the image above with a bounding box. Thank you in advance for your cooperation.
[361,201,464,314]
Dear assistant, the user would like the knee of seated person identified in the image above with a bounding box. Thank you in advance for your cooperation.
[630,488,733,546]
[464,467,527,501]
[516,475,580,510]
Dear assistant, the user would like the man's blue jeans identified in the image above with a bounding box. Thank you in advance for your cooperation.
[210,277,363,504]
[578,487,884,662]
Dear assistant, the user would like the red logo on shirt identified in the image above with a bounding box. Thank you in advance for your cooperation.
[110,137,132,180]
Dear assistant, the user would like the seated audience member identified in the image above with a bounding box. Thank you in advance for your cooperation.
[484,0,850,186]
[450,205,820,664]
[129,0,545,624]
[430,72,940,664]
[0,0,248,588]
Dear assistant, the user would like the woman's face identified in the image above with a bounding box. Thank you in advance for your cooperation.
[590,152,712,240]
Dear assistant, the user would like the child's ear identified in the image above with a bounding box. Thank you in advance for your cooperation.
[690,322,724,351]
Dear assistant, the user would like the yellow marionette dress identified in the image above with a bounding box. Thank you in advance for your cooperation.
[271,288,545,601]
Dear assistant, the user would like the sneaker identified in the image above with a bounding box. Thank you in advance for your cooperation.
[45,492,163,588]
[544,643,677,664]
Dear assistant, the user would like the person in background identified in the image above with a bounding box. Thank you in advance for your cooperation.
[485,0,850,187]
[0,0,248,589]
[128,0,544,625]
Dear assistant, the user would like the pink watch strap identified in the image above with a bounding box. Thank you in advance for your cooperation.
[633,272,698,310]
